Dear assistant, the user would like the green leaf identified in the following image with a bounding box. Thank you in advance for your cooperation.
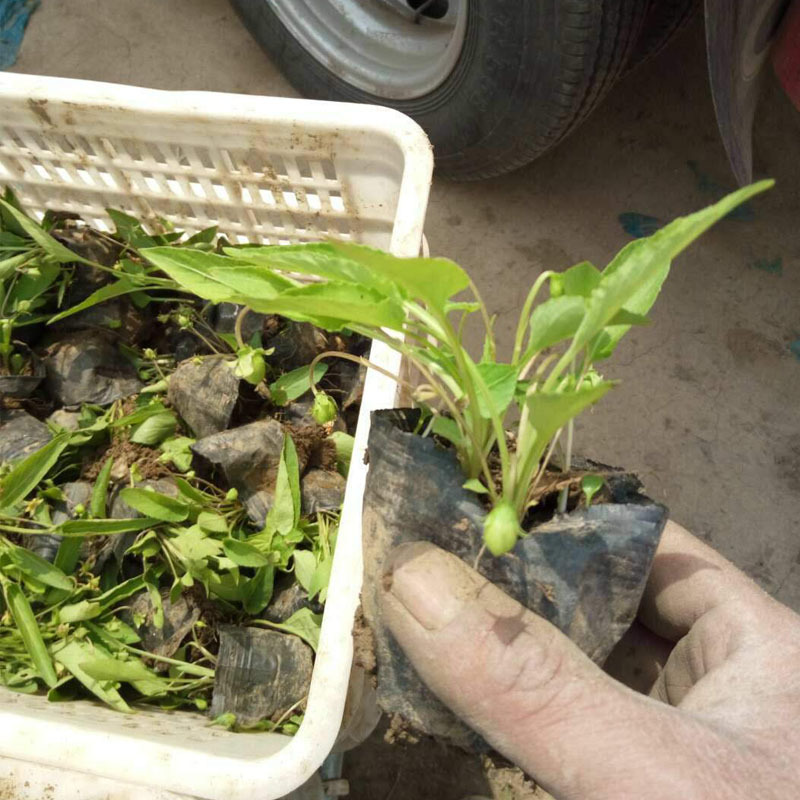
[293,550,316,592]
[524,295,585,358]
[98,618,141,646]
[0,252,32,281]
[59,574,149,623]
[185,225,218,245]
[269,363,328,406]
[0,198,93,264]
[0,433,68,508]
[244,280,405,332]
[607,308,650,326]
[118,488,189,522]
[462,478,488,494]
[0,188,28,236]
[2,582,58,688]
[48,279,140,324]
[130,412,177,446]
[90,457,114,519]
[170,525,222,564]
[431,415,463,447]
[53,537,82,577]
[569,181,774,360]
[242,565,275,615]
[223,537,270,567]
[207,570,245,603]
[581,474,605,507]
[328,431,354,477]
[197,511,228,534]
[328,242,470,308]
[265,435,300,535]
[261,607,322,652]
[110,401,168,429]
[58,600,102,623]
[107,209,158,248]
[94,573,149,611]
[142,247,293,303]
[473,362,518,419]
[5,544,72,590]
[174,477,209,505]
[79,656,166,697]
[126,530,161,558]
[223,242,386,288]
[157,435,195,472]
[9,259,59,305]
[59,517,160,537]
[308,555,332,603]
[525,381,615,446]
[550,261,601,298]
[51,639,131,712]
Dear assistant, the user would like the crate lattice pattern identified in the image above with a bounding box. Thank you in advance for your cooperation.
[0,125,367,243]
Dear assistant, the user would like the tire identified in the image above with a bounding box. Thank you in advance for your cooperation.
[628,0,701,67]
[230,0,647,180]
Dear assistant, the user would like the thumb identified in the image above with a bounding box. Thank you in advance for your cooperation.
[381,542,729,800]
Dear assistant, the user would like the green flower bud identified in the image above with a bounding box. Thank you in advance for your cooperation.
[233,349,266,385]
[483,501,522,556]
[73,503,86,516]
[311,392,338,425]
[225,488,238,502]
[15,299,31,313]
[9,353,25,375]
[143,348,157,360]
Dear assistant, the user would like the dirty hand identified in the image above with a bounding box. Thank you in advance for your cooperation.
[380,521,800,800]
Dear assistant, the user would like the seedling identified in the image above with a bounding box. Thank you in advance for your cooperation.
[0,200,358,718]
[142,181,772,556]
[580,474,605,508]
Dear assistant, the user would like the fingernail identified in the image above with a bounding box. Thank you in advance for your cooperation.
[383,542,470,631]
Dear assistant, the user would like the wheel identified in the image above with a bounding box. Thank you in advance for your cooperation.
[229,0,647,180]
[628,0,701,67]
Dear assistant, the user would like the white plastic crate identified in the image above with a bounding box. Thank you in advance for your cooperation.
[0,72,432,800]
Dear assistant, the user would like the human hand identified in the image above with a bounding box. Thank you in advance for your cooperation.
[380,521,800,799]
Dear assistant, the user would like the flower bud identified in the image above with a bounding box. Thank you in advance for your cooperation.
[483,501,522,556]
[311,392,338,425]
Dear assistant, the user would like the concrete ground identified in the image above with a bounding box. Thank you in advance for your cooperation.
[8,2,800,798]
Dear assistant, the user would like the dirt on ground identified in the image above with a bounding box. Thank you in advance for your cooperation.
[346,718,549,799]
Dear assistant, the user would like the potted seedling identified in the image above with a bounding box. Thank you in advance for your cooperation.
[140,180,773,743]
[0,199,367,733]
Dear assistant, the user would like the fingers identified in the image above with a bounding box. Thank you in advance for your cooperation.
[639,520,770,642]
[381,542,724,800]
[603,621,672,694]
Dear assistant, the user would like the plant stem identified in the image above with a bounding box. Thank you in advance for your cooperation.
[234,306,250,349]
[306,350,417,398]
[512,270,554,364]
[524,429,563,509]
[469,278,496,361]
[557,419,574,514]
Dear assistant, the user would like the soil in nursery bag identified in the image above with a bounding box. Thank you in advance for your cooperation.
[361,409,667,750]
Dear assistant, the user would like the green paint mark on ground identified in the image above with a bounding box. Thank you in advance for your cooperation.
[750,257,783,275]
